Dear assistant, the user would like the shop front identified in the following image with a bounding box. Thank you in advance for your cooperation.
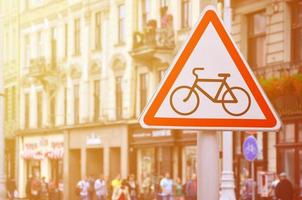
[64,124,129,200]
[129,125,198,185]
[17,133,64,198]
[276,119,302,200]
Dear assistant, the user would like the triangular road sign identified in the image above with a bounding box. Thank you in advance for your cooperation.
[139,6,281,131]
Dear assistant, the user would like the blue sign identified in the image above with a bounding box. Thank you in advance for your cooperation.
[243,136,258,162]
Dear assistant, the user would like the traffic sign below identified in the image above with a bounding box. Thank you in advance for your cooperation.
[139,6,281,131]
[243,136,258,162]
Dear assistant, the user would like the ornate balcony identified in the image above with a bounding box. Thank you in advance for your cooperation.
[27,57,58,78]
[131,21,175,61]
[24,57,61,92]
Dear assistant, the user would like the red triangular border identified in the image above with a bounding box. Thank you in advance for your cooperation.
[141,9,279,130]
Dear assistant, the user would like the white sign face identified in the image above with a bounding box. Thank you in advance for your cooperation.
[86,133,102,145]
[139,6,281,131]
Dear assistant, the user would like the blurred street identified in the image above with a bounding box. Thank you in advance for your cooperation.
[0,0,301,200]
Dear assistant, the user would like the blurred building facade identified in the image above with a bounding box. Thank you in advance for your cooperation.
[0,0,20,182]
[0,0,301,199]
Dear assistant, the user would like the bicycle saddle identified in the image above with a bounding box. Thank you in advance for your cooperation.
[218,73,231,78]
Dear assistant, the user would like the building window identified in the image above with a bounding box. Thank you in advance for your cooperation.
[93,80,100,122]
[140,73,148,112]
[142,0,150,27]
[291,1,302,63]
[64,87,67,125]
[11,87,16,120]
[37,91,43,128]
[248,11,267,69]
[95,12,102,50]
[158,69,167,83]
[160,0,168,8]
[115,76,123,120]
[50,94,56,126]
[25,94,30,128]
[65,23,68,58]
[25,35,31,67]
[37,31,43,57]
[74,18,81,56]
[181,0,191,28]
[51,27,57,70]
[118,4,126,44]
[74,84,79,124]
[4,89,8,121]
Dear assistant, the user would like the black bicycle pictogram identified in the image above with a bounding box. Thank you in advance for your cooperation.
[170,67,251,116]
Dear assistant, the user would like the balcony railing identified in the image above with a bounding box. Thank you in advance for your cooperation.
[27,57,58,78]
[132,20,175,57]
[252,62,302,79]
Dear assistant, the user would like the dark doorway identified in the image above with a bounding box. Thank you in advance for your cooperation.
[69,149,81,200]
[109,147,121,179]
[87,148,103,178]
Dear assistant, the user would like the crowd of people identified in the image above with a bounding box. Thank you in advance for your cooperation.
[24,176,64,200]
[75,173,197,200]
[240,172,294,200]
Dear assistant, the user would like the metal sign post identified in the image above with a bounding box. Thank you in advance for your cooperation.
[243,135,258,200]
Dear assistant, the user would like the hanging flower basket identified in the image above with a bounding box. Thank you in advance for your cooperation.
[259,73,302,115]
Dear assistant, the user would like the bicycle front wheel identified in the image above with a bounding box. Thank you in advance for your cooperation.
[222,87,251,116]
[170,86,199,115]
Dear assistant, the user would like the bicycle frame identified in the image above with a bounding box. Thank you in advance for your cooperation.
[185,77,238,103]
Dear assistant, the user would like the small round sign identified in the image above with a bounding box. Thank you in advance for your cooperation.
[243,135,258,162]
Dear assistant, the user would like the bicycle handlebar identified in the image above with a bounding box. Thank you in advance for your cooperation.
[192,68,204,76]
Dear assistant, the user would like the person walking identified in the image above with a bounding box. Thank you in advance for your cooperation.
[111,174,122,193]
[77,176,90,200]
[94,174,107,200]
[58,179,64,200]
[275,172,294,200]
[141,173,151,200]
[6,178,17,200]
[269,174,280,200]
[48,179,58,200]
[127,174,139,200]
[160,172,173,200]
[185,174,197,200]
[26,176,33,200]
[112,179,130,200]
[31,176,42,200]
[88,175,95,200]
[174,178,184,200]
[40,177,49,200]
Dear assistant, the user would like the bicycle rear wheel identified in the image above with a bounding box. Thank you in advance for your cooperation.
[170,86,199,115]
[222,87,251,116]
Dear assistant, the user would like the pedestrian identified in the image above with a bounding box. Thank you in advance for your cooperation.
[88,174,95,200]
[269,173,279,200]
[26,175,33,200]
[185,174,197,200]
[40,176,49,200]
[111,174,122,193]
[174,178,184,200]
[160,172,173,200]
[112,179,130,200]
[141,173,151,200]
[275,172,293,200]
[94,174,107,200]
[58,179,64,200]
[77,176,90,200]
[48,179,57,200]
[127,174,139,200]
[240,178,255,200]
[6,177,17,200]
[31,175,42,200]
